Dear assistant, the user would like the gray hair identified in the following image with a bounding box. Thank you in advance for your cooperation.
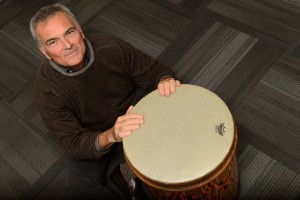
[30,4,79,45]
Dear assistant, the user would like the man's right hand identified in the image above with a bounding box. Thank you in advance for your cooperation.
[98,106,144,149]
[109,105,144,142]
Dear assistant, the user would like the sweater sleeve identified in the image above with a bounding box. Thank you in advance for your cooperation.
[112,36,177,90]
[35,76,111,160]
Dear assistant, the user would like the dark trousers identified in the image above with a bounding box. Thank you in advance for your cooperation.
[64,143,125,200]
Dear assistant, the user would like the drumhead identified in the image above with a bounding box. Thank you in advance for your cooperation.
[123,84,235,186]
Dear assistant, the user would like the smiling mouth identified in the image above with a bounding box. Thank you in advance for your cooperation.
[64,50,78,57]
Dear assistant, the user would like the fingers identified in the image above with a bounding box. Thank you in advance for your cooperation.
[112,112,144,142]
[126,105,134,114]
[115,123,142,138]
[158,79,171,96]
[158,78,181,96]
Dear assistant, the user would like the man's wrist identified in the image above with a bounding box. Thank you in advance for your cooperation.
[98,130,115,150]
[106,128,118,143]
[106,130,115,143]
[95,134,103,151]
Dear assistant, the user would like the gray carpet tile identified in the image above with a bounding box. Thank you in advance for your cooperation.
[88,0,192,59]
[165,0,182,5]
[171,22,258,88]
[60,0,113,27]
[0,24,41,102]
[7,81,56,145]
[251,83,300,131]
[0,50,28,101]
[0,103,62,167]
[121,0,191,31]
[1,139,41,185]
[0,102,62,189]
[29,168,66,200]
[14,0,59,28]
[236,102,300,165]
[13,0,56,10]
[279,52,300,73]
[0,15,44,103]
[238,144,300,200]
[213,40,282,109]
[157,13,214,65]
[0,44,36,83]
[291,42,300,56]
[0,32,43,70]
[20,156,66,200]
[263,68,299,100]
[0,157,30,200]
[158,19,283,109]
[152,0,209,14]
[0,83,10,101]
[1,21,43,62]
[287,35,300,55]
[0,0,23,29]
[233,56,300,173]
[206,0,300,45]
[8,81,36,120]
[176,0,206,11]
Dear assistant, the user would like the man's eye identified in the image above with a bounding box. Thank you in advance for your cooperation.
[66,29,75,36]
[47,40,56,46]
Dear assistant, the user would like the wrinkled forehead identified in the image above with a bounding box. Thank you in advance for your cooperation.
[35,12,77,44]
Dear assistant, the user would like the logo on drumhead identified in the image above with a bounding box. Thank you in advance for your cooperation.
[216,123,225,136]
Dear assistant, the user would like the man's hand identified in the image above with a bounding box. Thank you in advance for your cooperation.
[99,106,143,149]
[109,106,144,142]
[158,77,181,96]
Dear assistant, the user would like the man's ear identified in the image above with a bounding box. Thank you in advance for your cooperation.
[39,45,51,60]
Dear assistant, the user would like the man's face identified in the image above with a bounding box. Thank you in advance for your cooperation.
[36,12,86,69]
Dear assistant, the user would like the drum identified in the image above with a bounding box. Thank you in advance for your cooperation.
[123,84,238,200]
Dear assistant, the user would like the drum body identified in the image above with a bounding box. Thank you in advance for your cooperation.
[123,84,238,200]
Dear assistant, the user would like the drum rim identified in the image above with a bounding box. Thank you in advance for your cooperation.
[124,121,238,191]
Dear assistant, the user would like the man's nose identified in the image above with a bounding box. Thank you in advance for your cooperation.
[61,38,71,49]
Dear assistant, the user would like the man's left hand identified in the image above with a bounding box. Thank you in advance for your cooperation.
[158,77,181,96]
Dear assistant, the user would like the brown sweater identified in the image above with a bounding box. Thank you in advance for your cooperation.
[35,33,175,159]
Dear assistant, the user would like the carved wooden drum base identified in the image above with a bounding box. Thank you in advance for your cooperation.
[145,155,238,200]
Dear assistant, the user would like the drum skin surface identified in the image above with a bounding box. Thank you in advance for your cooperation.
[123,84,238,199]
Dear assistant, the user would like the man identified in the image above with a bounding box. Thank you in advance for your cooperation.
[30,3,180,200]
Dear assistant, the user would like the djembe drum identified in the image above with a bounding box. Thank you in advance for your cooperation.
[123,84,238,200]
